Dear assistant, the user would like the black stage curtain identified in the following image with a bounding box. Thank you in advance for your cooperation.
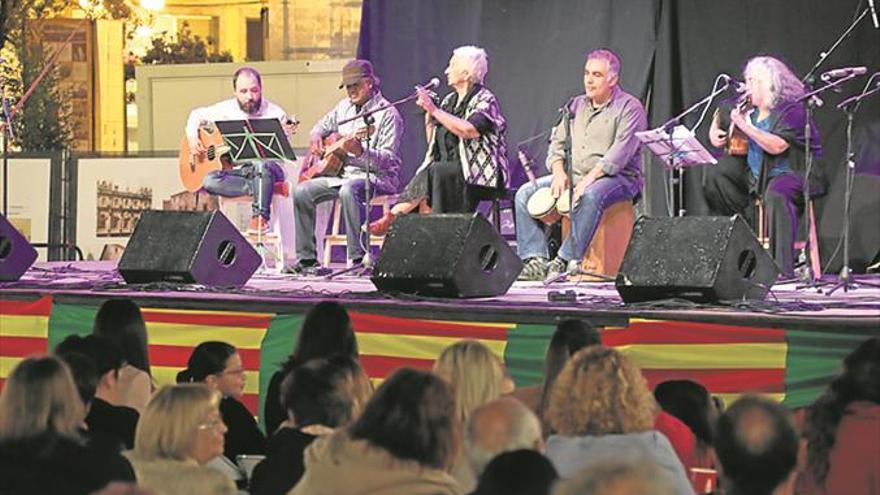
[359,0,880,272]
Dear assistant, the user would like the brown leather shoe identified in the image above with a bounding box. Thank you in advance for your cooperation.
[369,211,396,235]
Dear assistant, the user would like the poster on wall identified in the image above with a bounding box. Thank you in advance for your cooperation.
[75,157,218,260]
[0,158,52,262]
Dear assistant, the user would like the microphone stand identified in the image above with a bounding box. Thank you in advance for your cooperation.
[660,76,733,217]
[543,99,613,285]
[821,78,880,294]
[325,85,430,279]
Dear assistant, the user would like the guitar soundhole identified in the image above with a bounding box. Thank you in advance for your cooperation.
[207,146,215,161]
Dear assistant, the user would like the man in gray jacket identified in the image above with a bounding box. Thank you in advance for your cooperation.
[290,60,403,274]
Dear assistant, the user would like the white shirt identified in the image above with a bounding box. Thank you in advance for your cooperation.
[185,97,291,142]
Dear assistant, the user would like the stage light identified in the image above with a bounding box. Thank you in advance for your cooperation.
[140,0,165,11]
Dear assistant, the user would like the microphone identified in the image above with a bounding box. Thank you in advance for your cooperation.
[720,74,747,93]
[820,66,868,81]
[416,77,440,90]
[869,0,879,29]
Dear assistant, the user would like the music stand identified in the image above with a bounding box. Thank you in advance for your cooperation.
[636,125,717,216]
[214,118,296,271]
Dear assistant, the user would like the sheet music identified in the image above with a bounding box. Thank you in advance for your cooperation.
[636,125,717,169]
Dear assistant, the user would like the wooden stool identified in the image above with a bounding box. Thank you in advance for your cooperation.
[755,197,821,276]
[322,194,397,266]
[562,200,635,281]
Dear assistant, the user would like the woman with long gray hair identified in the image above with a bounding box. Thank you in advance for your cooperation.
[704,55,826,277]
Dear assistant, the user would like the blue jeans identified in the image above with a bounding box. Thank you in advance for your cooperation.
[293,178,395,262]
[515,174,640,261]
[202,161,284,220]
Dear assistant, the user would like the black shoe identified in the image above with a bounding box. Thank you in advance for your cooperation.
[285,259,319,275]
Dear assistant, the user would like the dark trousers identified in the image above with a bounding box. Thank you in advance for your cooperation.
[427,160,490,213]
[703,156,824,277]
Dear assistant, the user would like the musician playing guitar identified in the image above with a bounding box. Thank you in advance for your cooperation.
[704,56,826,278]
[289,59,402,275]
[183,67,298,233]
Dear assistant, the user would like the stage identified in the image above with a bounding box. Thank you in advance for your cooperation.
[1,261,878,428]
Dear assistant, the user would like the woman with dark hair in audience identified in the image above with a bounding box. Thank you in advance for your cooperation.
[177,341,266,463]
[126,384,236,495]
[93,298,154,412]
[544,346,694,494]
[654,379,718,470]
[799,337,880,495]
[291,368,463,495]
[507,319,600,415]
[0,355,135,494]
[263,301,359,434]
[249,355,372,495]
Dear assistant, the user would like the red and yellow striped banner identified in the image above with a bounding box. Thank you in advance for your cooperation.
[0,296,52,389]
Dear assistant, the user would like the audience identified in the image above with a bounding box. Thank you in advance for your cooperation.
[263,301,360,434]
[290,368,462,495]
[552,457,675,495]
[55,334,140,450]
[176,341,266,463]
[465,397,543,479]
[125,384,236,495]
[93,298,154,412]
[0,355,135,494]
[470,449,558,495]
[544,346,693,494]
[714,395,799,495]
[799,337,880,495]
[249,355,371,495]
[434,339,507,492]
[655,379,718,470]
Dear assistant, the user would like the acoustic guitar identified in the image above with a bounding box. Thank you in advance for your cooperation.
[178,123,232,192]
[299,126,375,182]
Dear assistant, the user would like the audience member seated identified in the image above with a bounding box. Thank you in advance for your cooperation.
[507,319,601,430]
[434,339,507,492]
[543,346,693,494]
[125,384,236,495]
[799,337,879,495]
[290,368,463,495]
[465,397,543,479]
[249,355,371,495]
[654,379,719,471]
[552,457,675,495]
[93,298,155,412]
[469,449,558,495]
[264,301,360,435]
[714,395,798,495]
[177,341,266,463]
[55,334,140,450]
[0,355,135,494]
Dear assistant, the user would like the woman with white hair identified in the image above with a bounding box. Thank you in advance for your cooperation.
[705,55,826,277]
[370,45,509,234]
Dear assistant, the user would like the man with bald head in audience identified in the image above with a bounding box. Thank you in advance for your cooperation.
[464,397,544,482]
[714,395,799,495]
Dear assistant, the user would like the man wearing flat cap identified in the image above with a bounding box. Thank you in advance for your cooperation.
[290,59,403,274]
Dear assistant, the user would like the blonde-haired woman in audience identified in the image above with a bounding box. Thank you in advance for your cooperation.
[544,346,695,494]
[125,384,237,495]
[434,339,506,492]
[0,355,135,494]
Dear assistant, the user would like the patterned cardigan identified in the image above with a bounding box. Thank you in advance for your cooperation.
[418,86,509,188]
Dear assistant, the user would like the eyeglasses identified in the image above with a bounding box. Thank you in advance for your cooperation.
[198,417,226,431]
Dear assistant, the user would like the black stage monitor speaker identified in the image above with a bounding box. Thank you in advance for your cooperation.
[615,215,779,303]
[0,213,38,281]
[371,214,523,298]
[118,210,261,287]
